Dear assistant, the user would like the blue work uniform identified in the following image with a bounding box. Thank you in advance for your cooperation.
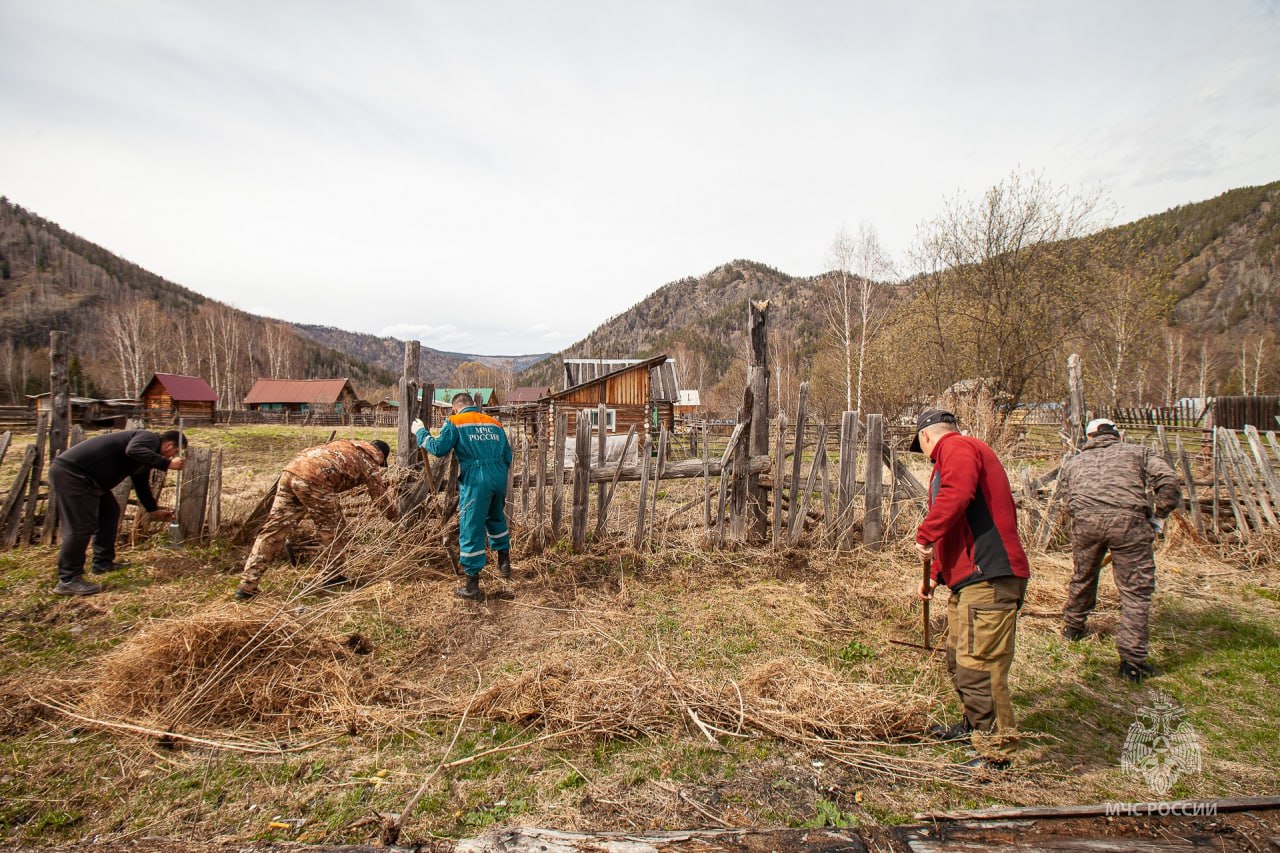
[416,407,513,576]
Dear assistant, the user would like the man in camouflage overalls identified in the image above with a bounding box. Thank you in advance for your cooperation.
[1058,418,1181,681]
[236,439,398,600]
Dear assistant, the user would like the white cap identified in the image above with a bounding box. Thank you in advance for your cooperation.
[1086,417,1116,435]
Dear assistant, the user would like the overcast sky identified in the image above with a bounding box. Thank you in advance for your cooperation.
[2,1,1278,355]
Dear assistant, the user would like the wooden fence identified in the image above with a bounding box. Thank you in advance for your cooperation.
[0,417,224,552]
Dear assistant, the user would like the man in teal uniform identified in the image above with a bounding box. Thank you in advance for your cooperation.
[413,392,513,599]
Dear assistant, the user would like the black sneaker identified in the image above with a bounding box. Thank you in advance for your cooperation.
[233,588,257,602]
[1119,661,1157,683]
[91,561,131,575]
[54,578,104,596]
[1062,625,1086,642]
[925,720,973,741]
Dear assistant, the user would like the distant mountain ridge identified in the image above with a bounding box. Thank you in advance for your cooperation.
[521,181,1280,410]
[287,323,552,385]
[0,196,553,403]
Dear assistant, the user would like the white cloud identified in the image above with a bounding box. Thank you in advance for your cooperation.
[2,0,1278,353]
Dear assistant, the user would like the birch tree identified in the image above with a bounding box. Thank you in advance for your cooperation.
[822,223,895,413]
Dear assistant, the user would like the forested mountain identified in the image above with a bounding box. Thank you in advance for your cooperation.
[522,180,1280,419]
[0,198,545,405]
[3,178,1275,414]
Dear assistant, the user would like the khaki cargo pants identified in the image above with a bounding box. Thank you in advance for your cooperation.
[238,472,344,594]
[1062,510,1156,666]
[946,576,1026,760]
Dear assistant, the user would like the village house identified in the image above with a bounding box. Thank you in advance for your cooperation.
[548,355,680,447]
[242,378,359,415]
[140,373,219,425]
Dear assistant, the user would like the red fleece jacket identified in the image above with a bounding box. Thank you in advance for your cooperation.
[916,431,1030,591]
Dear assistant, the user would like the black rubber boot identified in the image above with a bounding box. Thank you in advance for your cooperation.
[497,550,512,579]
[925,719,973,742]
[456,574,482,600]
[1062,625,1086,642]
[1119,660,1156,683]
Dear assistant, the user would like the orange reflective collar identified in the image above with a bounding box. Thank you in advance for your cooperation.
[449,411,502,427]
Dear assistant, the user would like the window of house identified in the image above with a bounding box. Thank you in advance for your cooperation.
[587,408,616,432]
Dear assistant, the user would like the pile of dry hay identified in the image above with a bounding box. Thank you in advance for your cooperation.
[77,603,375,737]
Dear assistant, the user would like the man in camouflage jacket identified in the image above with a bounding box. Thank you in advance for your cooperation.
[236,439,397,599]
[1058,419,1181,681]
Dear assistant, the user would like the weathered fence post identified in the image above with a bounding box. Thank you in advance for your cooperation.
[745,300,771,541]
[863,414,884,550]
[396,341,420,469]
[837,411,860,549]
[772,413,786,550]
[634,430,651,549]
[596,402,608,536]
[571,410,591,551]
[787,383,808,542]
[1066,353,1086,448]
[552,408,567,541]
[177,447,212,542]
[40,332,70,545]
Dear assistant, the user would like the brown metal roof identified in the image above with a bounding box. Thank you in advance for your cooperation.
[146,373,219,402]
[243,378,356,405]
[506,386,552,403]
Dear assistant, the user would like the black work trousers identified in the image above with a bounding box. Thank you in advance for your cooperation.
[48,461,122,583]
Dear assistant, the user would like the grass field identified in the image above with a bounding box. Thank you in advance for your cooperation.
[0,424,1276,847]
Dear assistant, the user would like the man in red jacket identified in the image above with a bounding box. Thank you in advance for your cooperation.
[912,409,1030,769]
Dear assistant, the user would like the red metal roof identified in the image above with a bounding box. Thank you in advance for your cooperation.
[147,373,218,402]
[243,378,356,405]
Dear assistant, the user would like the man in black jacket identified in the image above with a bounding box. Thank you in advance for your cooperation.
[47,429,185,596]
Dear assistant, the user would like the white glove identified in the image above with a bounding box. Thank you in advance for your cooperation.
[1150,516,1165,537]
[411,418,425,435]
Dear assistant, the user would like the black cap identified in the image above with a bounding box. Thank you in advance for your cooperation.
[370,439,391,465]
[909,409,956,453]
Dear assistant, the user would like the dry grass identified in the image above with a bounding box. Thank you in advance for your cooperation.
[3,425,1278,844]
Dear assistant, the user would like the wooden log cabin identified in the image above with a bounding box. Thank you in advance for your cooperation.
[140,373,218,425]
[547,355,680,447]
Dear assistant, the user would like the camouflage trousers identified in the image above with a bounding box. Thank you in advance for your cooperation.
[1062,511,1156,665]
[946,576,1026,760]
[239,472,345,594]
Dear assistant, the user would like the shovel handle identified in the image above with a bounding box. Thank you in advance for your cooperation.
[922,557,933,650]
